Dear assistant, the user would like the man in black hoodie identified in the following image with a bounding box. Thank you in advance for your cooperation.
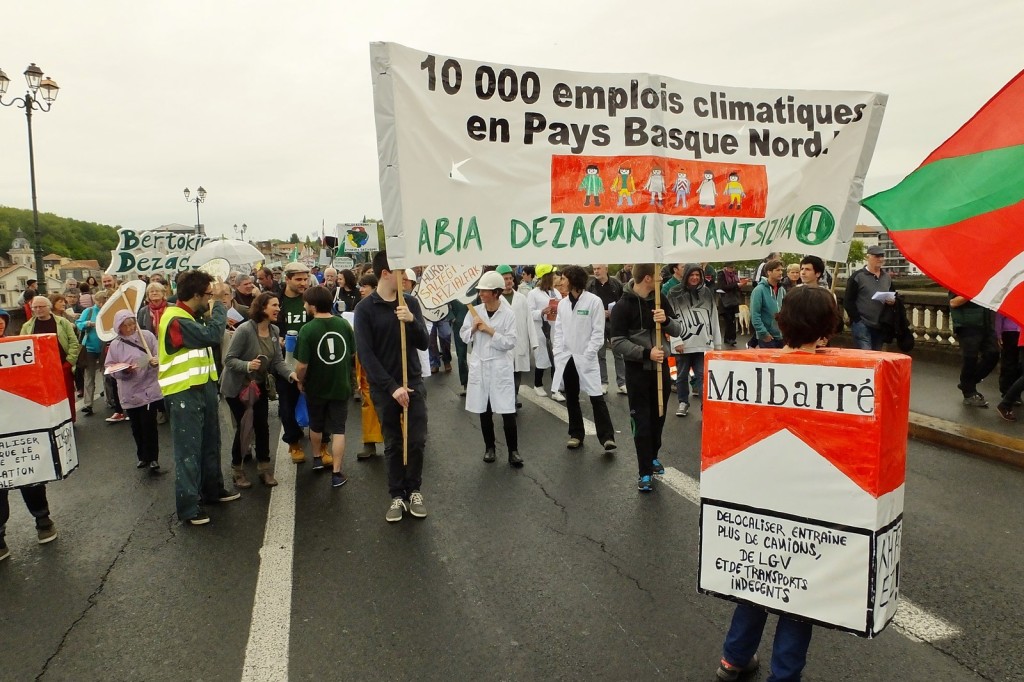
[609,264,682,492]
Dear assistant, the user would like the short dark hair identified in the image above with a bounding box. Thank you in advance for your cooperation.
[27,279,37,287]
[800,255,825,276]
[303,285,333,313]
[521,265,535,277]
[250,292,279,323]
[371,251,390,279]
[258,267,274,279]
[562,265,589,292]
[358,273,378,288]
[777,286,842,348]
[633,263,656,282]
[765,259,785,273]
[177,270,214,302]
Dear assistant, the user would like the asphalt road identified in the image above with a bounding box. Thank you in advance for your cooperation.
[2,368,1022,682]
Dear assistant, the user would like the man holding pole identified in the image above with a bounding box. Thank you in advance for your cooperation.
[610,264,681,492]
[354,251,430,523]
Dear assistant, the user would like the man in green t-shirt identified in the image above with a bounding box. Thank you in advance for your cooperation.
[295,285,356,487]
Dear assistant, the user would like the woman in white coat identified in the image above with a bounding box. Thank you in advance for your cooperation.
[551,265,617,451]
[461,271,523,467]
[526,264,562,399]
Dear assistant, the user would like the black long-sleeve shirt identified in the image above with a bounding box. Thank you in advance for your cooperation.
[353,291,429,395]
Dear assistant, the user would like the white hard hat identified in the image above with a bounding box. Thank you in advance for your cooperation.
[404,268,417,283]
[476,271,505,291]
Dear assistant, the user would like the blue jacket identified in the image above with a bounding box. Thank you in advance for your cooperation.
[750,278,784,340]
[76,305,104,353]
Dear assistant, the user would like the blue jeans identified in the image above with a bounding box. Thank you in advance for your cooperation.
[723,603,813,681]
[850,320,884,351]
[675,353,704,404]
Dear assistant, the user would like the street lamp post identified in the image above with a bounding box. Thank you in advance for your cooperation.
[0,63,60,295]
[184,186,207,235]
[234,223,248,242]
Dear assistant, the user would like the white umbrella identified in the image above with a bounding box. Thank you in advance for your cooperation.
[190,239,264,267]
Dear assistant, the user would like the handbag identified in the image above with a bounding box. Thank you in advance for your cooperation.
[295,393,309,428]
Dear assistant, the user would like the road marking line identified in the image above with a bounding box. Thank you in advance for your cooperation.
[519,386,597,435]
[241,432,296,682]
[661,466,961,643]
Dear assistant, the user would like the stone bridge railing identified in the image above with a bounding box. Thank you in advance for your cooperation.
[739,286,961,363]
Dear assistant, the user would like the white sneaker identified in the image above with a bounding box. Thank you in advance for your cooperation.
[551,391,566,402]
[601,383,609,394]
[617,385,627,395]
[533,386,547,398]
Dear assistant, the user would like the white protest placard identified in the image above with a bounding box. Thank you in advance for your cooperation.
[339,223,379,253]
[699,348,909,638]
[0,335,78,489]
[370,42,887,267]
[106,228,213,277]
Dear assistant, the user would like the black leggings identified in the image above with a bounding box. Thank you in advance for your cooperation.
[126,401,161,464]
[479,401,518,451]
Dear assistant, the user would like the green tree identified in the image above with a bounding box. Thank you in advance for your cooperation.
[289,233,300,244]
[0,206,119,267]
[846,239,866,264]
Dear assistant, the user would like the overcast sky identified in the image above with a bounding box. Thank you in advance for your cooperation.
[1,0,1021,244]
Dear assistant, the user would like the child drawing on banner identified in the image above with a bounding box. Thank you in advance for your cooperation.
[724,171,746,210]
[578,164,604,207]
[611,167,636,207]
[643,166,666,207]
[673,171,691,207]
[697,170,717,208]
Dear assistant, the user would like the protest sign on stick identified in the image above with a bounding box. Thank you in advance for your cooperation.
[0,335,78,489]
[698,348,909,638]
[371,42,886,268]
[105,228,212,278]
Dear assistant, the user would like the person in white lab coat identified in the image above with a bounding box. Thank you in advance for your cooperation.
[551,266,617,451]
[527,264,563,400]
[496,265,535,408]
[461,271,523,467]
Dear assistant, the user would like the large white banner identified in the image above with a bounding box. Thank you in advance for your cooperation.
[371,42,887,268]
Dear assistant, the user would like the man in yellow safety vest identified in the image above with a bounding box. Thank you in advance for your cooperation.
[158,270,239,526]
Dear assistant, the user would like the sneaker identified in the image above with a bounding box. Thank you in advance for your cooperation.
[408,491,427,518]
[0,541,9,562]
[289,442,306,463]
[156,411,168,425]
[533,386,546,398]
[458,386,467,397]
[106,412,127,423]
[601,383,609,394]
[717,654,759,681]
[331,472,348,488]
[386,497,407,522]
[963,392,989,408]
[551,391,566,402]
[136,460,148,469]
[483,448,496,463]
[81,406,94,416]
[320,447,333,467]
[676,403,689,417]
[616,385,627,395]
[311,456,325,471]
[652,459,665,475]
[637,475,653,492]
[211,489,241,503]
[37,522,58,544]
[603,440,617,452]
[357,442,376,460]
[186,513,210,526]
[566,437,582,449]
[997,403,1017,422]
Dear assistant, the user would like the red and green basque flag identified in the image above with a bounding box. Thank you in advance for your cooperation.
[862,70,1024,322]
